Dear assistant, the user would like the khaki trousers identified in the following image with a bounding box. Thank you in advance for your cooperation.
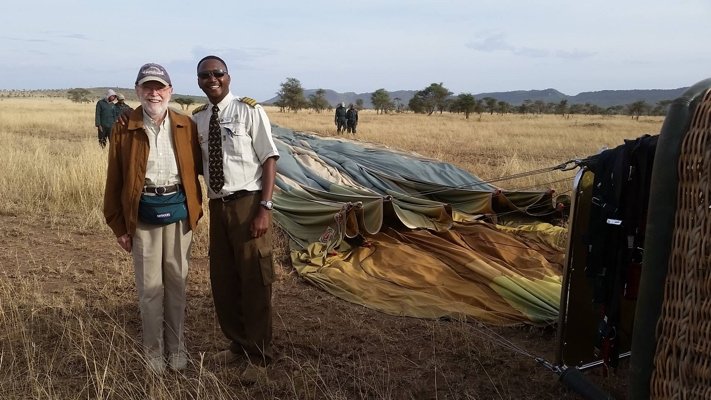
[209,194,275,364]
[132,219,192,360]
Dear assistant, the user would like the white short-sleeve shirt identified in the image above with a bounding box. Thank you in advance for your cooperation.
[193,92,279,199]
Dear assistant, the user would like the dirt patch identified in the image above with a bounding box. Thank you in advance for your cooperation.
[0,213,630,399]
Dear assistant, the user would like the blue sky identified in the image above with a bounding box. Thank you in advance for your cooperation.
[1,0,709,101]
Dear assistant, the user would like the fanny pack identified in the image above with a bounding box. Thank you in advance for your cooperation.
[138,190,188,225]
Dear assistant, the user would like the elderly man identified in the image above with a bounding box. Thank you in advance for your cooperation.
[95,89,118,148]
[103,63,203,373]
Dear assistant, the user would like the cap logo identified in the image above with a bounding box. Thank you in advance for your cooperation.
[141,65,166,78]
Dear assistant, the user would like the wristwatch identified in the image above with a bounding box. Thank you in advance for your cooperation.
[259,200,274,210]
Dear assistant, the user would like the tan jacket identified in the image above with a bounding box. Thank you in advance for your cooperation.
[103,107,203,237]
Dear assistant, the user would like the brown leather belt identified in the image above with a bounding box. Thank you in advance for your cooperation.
[217,190,260,203]
[143,184,181,195]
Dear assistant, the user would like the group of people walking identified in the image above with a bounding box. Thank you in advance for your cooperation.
[102,57,279,382]
[334,102,359,134]
[94,89,132,148]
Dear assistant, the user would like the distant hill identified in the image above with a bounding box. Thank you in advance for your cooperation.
[0,87,208,104]
[265,87,689,109]
[2,86,688,110]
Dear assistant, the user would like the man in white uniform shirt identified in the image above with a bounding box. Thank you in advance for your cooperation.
[191,55,279,377]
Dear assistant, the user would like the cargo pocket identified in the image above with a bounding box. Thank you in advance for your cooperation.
[258,246,275,286]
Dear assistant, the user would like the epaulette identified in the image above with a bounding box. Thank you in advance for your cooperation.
[239,97,258,107]
[192,103,209,115]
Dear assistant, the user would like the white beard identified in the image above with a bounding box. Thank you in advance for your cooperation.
[140,99,169,120]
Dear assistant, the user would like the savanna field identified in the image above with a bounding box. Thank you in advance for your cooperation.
[0,97,664,399]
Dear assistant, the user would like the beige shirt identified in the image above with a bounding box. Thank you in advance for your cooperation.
[142,111,181,187]
[193,92,279,199]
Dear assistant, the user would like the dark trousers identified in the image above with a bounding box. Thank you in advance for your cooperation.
[336,119,347,133]
[98,124,112,147]
[209,193,274,364]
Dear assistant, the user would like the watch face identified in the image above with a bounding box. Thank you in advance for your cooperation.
[261,200,273,210]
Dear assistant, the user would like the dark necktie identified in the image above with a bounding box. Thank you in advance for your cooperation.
[208,105,225,193]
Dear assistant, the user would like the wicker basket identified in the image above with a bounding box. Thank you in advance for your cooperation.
[651,89,711,398]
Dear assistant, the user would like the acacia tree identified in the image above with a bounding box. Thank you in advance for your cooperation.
[483,97,497,115]
[308,89,329,113]
[451,93,478,119]
[626,100,650,120]
[409,83,452,115]
[67,88,91,103]
[371,88,392,114]
[173,97,195,110]
[276,77,308,112]
[427,83,452,114]
[393,97,405,113]
[555,100,568,118]
[408,94,427,114]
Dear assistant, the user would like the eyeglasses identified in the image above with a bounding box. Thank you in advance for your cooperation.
[139,83,171,93]
[197,70,227,79]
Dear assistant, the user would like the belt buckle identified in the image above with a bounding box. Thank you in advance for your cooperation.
[220,193,233,203]
[155,186,166,196]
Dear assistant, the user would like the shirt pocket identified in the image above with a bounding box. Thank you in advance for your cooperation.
[221,121,250,156]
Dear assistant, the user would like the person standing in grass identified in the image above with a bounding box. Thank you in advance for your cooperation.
[103,63,203,374]
[192,55,279,381]
[95,89,118,148]
[346,103,358,134]
[334,102,347,134]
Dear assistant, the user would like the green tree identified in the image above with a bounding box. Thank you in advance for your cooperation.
[483,97,497,115]
[409,83,452,115]
[371,88,392,114]
[308,89,329,113]
[173,97,196,110]
[355,98,364,110]
[626,100,650,120]
[408,94,427,114]
[605,105,624,115]
[555,100,568,118]
[451,93,477,119]
[393,97,404,113]
[426,83,452,114]
[272,97,287,113]
[67,88,91,103]
[276,77,308,112]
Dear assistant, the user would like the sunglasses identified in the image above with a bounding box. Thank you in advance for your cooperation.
[197,70,228,79]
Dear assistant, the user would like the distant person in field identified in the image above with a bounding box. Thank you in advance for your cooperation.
[115,93,133,114]
[346,104,358,134]
[334,102,347,134]
[95,89,118,148]
[103,62,203,374]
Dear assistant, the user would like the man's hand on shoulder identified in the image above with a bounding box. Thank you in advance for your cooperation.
[117,109,131,126]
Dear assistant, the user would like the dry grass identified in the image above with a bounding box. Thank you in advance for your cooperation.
[0,98,661,399]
